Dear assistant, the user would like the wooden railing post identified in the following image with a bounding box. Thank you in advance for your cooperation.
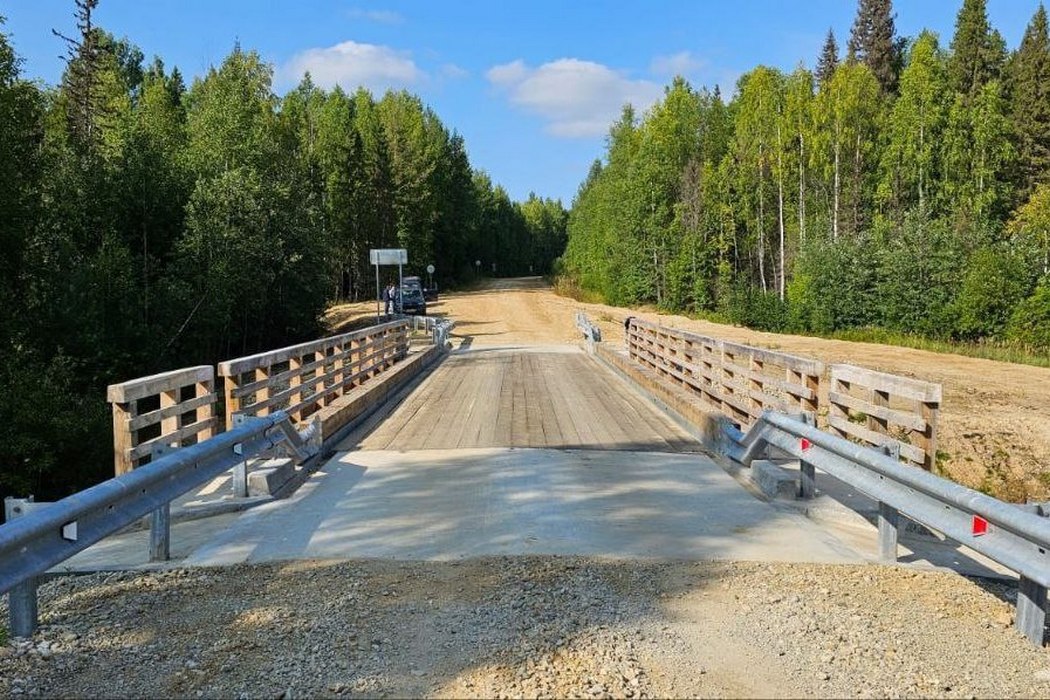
[197,378,214,440]
[920,399,939,471]
[868,388,890,435]
[111,400,136,476]
[254,367,270,417]
[830,376,850,440]
[289,356,303,422]
[224,374,241,431]
[160,388,178,449]
[749,354,763,420]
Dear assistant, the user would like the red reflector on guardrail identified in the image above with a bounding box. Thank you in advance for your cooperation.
[972,515,988,537]
[800,438,812,452]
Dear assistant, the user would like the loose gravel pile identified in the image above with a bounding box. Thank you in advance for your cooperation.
[2,557,1049,698]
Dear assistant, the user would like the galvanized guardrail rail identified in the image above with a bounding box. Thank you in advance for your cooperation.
[575,311,602,351]
[0,410,316,637]
[408,315,455,347]
[729,410,1050,646]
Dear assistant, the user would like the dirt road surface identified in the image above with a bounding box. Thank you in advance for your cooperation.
[3,277,1049,699]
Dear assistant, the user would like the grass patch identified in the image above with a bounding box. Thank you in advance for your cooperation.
[552,276,606,305]
[828,327,1050,368]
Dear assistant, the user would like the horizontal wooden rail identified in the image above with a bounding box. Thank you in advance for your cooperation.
[107,366,218,475]
[626,319,822,429]
[828,364,941,470]
[217,320,410,429]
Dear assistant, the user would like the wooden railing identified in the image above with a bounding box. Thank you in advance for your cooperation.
[217,320,410,429]
[623,319,943,469]
[106,366,219,475]
[828,364,941,470]
[626,319,823,429]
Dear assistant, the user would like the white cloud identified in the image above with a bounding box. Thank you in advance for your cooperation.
[345,8,403,24]
[650,51,706,77]
[282,40,424,91]
[440,63,469,80]
[486,58,662,138]
[486,59,528,86]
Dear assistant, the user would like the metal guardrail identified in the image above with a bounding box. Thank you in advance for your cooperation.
[575,311,602,351]
[408,315,455,348]
[0,410,315,637]
[729,410,1050,646]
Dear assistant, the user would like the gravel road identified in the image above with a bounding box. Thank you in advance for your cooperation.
[3,558,1049,699]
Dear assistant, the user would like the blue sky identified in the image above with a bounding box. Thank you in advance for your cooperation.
[0,1,1040,204]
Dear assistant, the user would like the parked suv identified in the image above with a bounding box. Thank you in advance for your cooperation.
[397,285,427,315]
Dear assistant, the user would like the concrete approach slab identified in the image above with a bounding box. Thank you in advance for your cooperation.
[184,448,863,566]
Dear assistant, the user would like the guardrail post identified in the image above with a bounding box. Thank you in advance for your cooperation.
[877,502,899,562]
[148,444,174,561]
[798,413,817,499]
[4,497,39,637]
[1017,576,1047,646]
[230,415,250,498]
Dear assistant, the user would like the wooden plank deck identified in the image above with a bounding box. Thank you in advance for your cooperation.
[339,348,702,453]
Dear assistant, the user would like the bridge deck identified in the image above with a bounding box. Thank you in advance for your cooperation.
[338,347,701,452]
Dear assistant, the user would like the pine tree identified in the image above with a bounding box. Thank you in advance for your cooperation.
[948,0,1007,99]
[847,0,899,93]
[1007,4,1050,198]
[816,29,839,89]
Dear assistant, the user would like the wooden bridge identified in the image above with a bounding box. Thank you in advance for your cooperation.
[89,301,949,569]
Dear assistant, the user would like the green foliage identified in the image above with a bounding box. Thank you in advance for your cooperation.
[0,10,565,508]
[788,235,878,332]
[1007,4,1050,200]
[847,0,900,93]
[561,0,1049,371]
[879,31,947,217]
[1007,276,1050,351]
[953,245,1031,340]
[948,0,1007,99]
[816,29,839,89]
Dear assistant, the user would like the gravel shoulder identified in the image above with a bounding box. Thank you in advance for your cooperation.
[3,558,1048,699]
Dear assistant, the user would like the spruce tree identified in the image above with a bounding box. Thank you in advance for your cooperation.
[52,0,105,150]
[816,28,839,89]
[948,0,1007,99]
[1007,4,1050,197]
[847,0,899,94]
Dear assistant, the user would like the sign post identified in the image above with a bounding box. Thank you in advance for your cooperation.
[370,248,408,319]
[426,263,435,291]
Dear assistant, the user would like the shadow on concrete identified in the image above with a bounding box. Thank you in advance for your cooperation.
[185,447,860,567]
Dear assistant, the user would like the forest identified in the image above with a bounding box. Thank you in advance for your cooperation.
[0,1,567,502]
[562,0,1050,357]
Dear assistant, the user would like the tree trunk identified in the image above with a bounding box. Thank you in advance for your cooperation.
[758,169,767,293]
[832,132,841,241]
[918,122,925,217]
[777,124,786,301]
[798,128,806,243]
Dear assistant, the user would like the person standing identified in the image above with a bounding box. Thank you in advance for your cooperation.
[384,282,395,314]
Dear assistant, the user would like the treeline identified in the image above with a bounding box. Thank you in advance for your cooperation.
[0,2,565,501]
[563,0,1050,354]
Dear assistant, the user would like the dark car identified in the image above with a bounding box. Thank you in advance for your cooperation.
[397,286,427,315]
